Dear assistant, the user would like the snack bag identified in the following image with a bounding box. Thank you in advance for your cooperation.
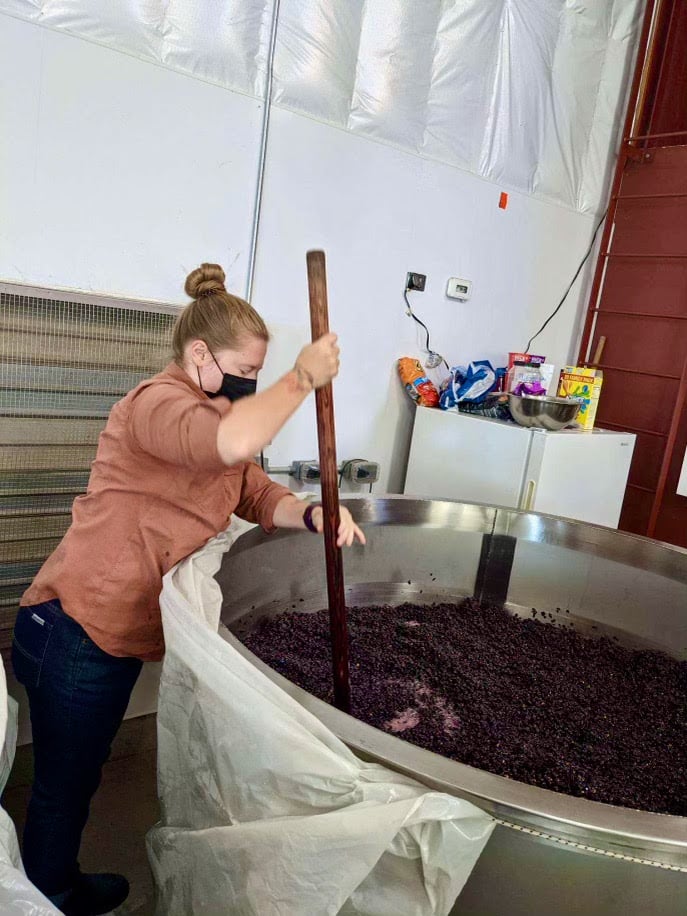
[507,352,547,394]
[397,357,440,408]
[512,379,547,397]
[440,361,497,409]
[508,352,546,370]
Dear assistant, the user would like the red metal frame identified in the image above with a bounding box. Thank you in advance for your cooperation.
[627,130,687,141]
[577,0,687,546]
[640,1,687,138]
[577,0,662,363]
[643,0,679,136]
[647,356,687,536]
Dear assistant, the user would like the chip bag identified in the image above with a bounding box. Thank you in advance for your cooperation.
[440,360,498,409]
[397,357,440,408]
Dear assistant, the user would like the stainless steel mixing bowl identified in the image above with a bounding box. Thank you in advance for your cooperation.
[508,393,581,430]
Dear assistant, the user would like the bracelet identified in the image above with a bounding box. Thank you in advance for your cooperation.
[303,502,321,533]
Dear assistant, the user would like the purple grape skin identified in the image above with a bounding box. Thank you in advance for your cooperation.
[243,599,687,816]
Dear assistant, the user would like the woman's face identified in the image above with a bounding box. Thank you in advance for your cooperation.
[197,336,267,391]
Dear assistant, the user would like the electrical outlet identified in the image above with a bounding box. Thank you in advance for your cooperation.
[341,460,380,485]
[289,460,320,482]
[406,272,426,292]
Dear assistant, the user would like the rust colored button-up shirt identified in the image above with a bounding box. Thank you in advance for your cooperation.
[22,362,291,661]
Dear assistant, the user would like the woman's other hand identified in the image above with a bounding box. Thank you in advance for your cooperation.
[311,505,366,547]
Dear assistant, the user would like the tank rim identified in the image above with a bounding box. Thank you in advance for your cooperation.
[223,495,687,865]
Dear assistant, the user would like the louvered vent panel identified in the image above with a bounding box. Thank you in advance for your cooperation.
[0,284,177,649]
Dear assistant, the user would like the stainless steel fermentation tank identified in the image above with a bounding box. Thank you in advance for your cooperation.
[217,497,687,915]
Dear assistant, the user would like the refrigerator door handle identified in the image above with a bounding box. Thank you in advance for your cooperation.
[523,479,537,511]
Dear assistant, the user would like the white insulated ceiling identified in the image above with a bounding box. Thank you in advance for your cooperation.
[1,0,644,213]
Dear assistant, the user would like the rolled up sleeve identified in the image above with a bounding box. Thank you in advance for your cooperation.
[233,462,292,532]
[129,382,228,471]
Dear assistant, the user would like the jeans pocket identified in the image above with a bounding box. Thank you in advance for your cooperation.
[12,605,56,689]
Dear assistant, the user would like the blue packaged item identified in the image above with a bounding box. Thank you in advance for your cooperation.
[440,360,497,409]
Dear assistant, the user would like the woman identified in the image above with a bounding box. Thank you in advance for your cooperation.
[12,263,365,915]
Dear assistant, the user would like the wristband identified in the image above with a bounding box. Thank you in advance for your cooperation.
[303,502,321,534]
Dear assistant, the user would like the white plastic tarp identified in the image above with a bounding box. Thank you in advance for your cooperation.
[0,0,644,213]
[148,527,495,915]
[0,660,61,914]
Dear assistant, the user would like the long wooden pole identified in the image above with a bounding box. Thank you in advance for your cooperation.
[306,250,351,713]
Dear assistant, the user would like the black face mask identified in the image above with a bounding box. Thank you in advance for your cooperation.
[198,351,257,402]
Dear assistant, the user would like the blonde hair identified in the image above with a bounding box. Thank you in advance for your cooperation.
[172,263,269,363]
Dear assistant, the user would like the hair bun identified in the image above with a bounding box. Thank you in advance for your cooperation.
[185,263,227,299]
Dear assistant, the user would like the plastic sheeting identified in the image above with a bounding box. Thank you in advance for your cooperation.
[0,0,643,213]
[0,660,61,914]
[148,526,495,915]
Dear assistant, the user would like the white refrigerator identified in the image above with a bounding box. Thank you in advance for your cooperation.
[404,408,636,528]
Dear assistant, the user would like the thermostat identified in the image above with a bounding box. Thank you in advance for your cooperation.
[446,277,472,301]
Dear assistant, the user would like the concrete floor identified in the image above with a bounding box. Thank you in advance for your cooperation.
[2,715,159,916]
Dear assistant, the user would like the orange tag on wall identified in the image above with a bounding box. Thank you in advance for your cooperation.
[499,191,508,209]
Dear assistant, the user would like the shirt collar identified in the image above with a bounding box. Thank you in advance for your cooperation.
[162,362,232,414]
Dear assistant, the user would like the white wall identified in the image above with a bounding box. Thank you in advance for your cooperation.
[253,107,597,492]
[0,17,263,300]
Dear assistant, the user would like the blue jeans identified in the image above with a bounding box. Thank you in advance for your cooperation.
[11,600,142,897]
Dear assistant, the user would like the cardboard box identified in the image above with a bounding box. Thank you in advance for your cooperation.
[557,366,603,430]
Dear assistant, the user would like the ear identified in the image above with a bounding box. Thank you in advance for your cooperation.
[188,339,209,367]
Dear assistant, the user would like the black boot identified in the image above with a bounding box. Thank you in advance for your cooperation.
[50,873,130,916]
